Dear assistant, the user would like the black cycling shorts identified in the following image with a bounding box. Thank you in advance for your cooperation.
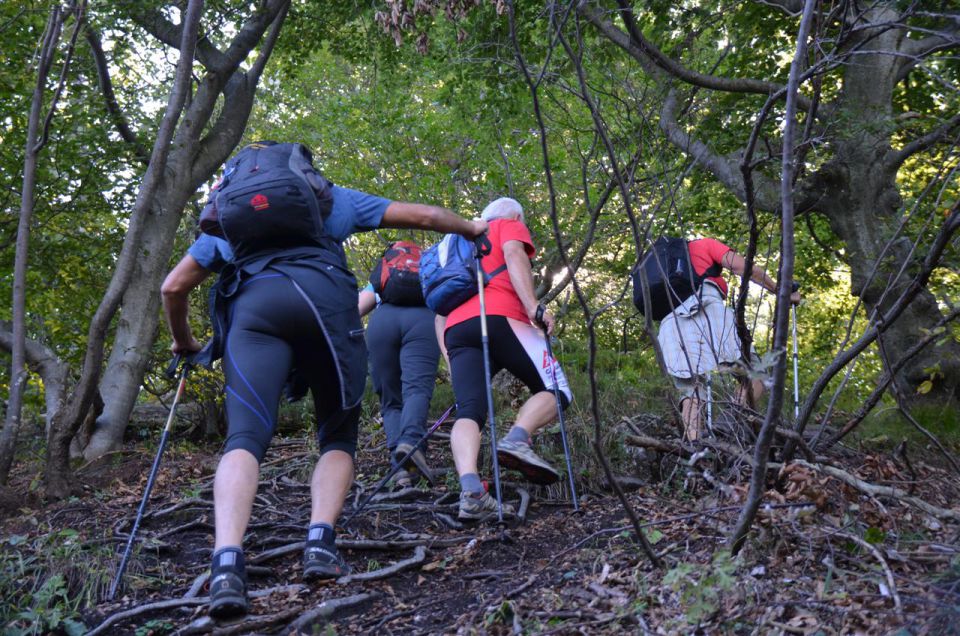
[222,272,359,462]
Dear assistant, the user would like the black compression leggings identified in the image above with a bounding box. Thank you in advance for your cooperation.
[445,315,571,425]
[222,273,358,462]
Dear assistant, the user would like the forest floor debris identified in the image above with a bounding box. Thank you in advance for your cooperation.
[2,417,959,635]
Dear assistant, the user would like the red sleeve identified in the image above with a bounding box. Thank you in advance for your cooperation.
[497,219,536,258]
[696,238,732,263]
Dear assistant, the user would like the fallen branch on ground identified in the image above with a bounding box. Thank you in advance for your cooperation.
[793,460,960,522]
[336,545,428,584]
[289,593,375,634]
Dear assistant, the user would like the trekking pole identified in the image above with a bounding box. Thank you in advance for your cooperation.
[108,354,191,601]
[705,372,714,435]
[475,236,505,524]
[342,403,455,528]
[791,283,800,422]
[536,307,579,512]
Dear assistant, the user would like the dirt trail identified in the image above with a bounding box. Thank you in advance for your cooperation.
[4,425,959,634]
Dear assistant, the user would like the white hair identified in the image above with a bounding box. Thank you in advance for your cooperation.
[481,197,524,224]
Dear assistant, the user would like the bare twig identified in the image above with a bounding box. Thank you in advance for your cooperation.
[833,531,904,620]
[336,546,428,584]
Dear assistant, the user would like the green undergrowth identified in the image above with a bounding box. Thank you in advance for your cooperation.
[0,528,113,635]
[854,401,960,456]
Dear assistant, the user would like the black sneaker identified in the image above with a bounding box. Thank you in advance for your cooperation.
[303,543,351,581]
[209,569,247,619]
[394,443,435,484]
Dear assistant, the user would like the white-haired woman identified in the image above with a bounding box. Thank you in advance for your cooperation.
[436,197,573,520]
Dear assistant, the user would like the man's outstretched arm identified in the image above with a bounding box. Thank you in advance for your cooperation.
[381,202,487,238]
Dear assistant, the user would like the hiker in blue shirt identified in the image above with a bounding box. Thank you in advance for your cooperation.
[162,180,485,620]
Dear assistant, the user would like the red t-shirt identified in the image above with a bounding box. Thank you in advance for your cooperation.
[688,238,731,296]
[445,218,536,331]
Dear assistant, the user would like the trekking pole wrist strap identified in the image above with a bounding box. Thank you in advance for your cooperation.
[535,303,546,326]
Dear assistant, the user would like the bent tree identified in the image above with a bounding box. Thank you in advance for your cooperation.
[80,0,291,463]
[44,0,291,495]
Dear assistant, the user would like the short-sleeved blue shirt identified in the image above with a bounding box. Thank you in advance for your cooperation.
[188,184,391,270]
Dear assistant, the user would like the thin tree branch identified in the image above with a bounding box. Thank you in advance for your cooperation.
[37,1,86,152]
[85,26,150,164]
[729,0,815,555]
[822,305,960,449]
[792,203,960,446]
[890,112,960,168]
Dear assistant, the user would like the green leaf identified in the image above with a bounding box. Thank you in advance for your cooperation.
[864,527,886,545]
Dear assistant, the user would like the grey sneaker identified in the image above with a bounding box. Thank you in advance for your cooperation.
[458,490,516,521]
[496,439,560,485]
[208,570,247,619]
[394,443,436,484]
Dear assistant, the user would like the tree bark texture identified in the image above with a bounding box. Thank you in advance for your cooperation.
[84,1,291,461]
[812,3,960,400]
[44,0,207,497]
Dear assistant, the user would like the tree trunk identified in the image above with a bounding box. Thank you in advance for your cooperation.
[43,0,207,498]
[78,0,291,462]
[0,6,67,485]
[816,3,960,401]
[84,184,193,460]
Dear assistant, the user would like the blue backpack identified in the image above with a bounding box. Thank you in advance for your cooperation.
[419,234,506,316]
[198,141,333,259]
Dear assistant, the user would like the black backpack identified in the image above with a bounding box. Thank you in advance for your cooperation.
[199,141,333,259]
[369,241,425,306]
[631,237,721,321]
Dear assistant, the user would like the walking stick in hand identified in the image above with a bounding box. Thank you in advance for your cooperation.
[535,305,579,512]
[108,354,191,600]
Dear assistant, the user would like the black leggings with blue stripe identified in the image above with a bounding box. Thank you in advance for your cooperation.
[223,272,358,462]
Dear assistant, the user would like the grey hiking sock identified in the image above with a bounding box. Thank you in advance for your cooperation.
[307,523,336,549]
[505,426,530,445]
[212,546,245,575]
[459,472,483,496]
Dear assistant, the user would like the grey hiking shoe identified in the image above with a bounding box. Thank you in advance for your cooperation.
[303,543,351,581]
[458,490,516,521]
[394,443,435,484]
[496,439,560,485]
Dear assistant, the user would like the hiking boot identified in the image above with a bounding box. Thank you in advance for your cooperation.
[496,439,560,485]
[208,570,247,619]
[458,490,516,521]
[303,543,351,581]
[394,443,435,484]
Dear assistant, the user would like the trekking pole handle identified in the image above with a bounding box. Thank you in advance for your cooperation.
[473,234,493,258]
[165,353,183,379]
[534,303,547,328]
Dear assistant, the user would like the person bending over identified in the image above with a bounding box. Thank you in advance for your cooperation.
[162,170,485,619]
[436,197,573,521]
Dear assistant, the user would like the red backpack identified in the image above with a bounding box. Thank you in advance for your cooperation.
[369,241,426,306]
